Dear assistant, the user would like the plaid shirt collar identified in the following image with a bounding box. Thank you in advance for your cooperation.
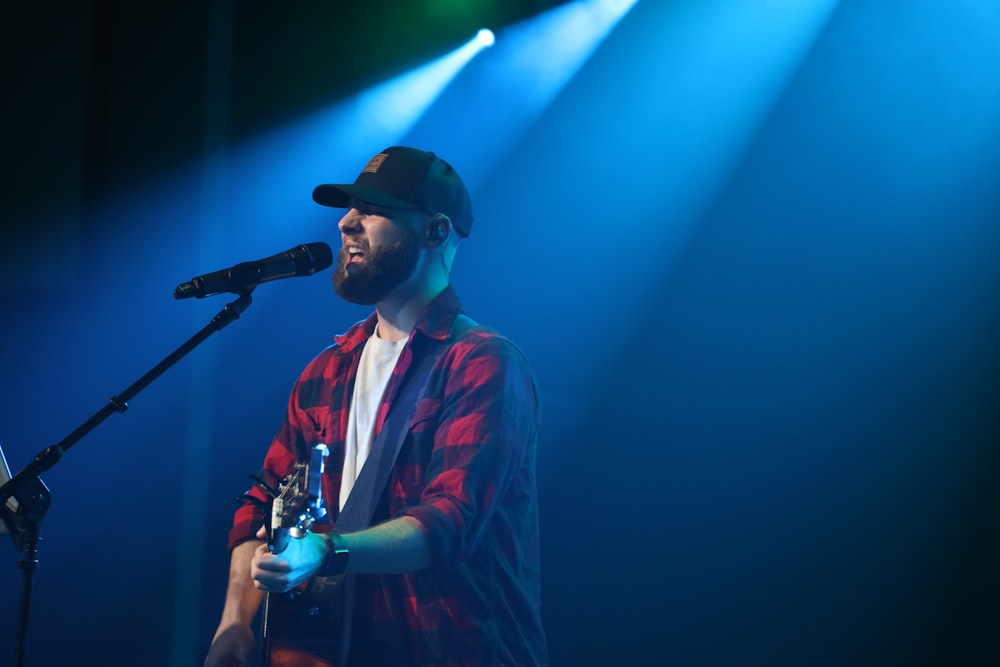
[333,285,464,353]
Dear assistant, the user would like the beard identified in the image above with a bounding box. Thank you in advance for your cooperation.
[332,225,421,305]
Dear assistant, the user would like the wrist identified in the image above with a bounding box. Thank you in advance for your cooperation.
[319,532,350,576]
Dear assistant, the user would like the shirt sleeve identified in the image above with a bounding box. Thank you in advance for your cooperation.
[399,332,540,568]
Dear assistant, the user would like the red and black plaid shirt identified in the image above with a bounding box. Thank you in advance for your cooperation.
[229,287,548,666]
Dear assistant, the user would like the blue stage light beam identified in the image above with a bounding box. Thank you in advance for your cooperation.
[404,0,639,185]
[546,0,843,300]
[405,0,842,398]
[216,29,496,256]
[354,29,495,140]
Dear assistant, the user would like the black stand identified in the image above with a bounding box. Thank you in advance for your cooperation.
[0,291,253,667]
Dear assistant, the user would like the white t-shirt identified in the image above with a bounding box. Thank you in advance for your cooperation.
[339,327,408,511]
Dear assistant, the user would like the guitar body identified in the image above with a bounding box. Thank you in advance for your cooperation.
[266,648,334,667]
[261,573,346,667]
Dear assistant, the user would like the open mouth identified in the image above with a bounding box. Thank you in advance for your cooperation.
[345,246,365,264]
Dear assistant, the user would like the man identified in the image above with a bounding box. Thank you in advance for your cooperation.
[204,146,548,667]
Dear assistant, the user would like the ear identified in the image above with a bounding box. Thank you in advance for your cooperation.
[426,213,452,245]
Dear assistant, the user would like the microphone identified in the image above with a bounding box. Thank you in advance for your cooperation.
[173,242,333,299]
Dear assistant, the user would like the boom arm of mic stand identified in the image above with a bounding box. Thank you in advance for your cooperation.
[0,290,253,667]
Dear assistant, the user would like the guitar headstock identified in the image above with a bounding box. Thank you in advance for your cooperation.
[267,443,330,554]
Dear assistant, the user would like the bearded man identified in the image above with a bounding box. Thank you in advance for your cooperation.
[204,146,548,667]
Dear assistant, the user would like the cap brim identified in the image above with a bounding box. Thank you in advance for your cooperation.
[312,183,421,210]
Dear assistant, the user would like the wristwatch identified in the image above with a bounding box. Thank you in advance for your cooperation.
[319,532,350,577]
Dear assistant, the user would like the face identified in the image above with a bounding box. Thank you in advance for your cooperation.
[332,199,424,305]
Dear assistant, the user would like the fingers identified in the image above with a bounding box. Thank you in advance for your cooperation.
[251,544,294,592]
[250,532,324,593]
[256,553,291,572]
[252,567,292,592]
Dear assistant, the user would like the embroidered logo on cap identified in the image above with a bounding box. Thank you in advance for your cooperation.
[362,153,388,174]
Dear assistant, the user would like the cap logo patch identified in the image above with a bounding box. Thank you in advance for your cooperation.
[362,153,388,174]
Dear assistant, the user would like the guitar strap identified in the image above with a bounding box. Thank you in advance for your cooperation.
[333,313,475,664]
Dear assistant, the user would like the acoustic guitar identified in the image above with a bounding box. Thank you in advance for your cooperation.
[245,444,345,667]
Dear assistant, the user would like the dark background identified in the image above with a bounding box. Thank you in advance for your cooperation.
[2,1,999,665]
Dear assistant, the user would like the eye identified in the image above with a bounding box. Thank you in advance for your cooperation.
[356,202,390,217]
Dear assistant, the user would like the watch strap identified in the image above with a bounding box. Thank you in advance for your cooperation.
[319,532,350,577]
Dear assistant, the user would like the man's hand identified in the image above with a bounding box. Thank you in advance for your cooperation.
[251,525,328,593]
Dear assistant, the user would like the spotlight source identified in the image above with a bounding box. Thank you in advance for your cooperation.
[476,28,496,47]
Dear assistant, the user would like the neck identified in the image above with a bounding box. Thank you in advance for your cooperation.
[373,247,452,342]
[374,281,448,342]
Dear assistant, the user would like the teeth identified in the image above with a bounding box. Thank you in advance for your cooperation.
[348,247,363,255]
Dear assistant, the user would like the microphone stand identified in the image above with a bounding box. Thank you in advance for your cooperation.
[0,290,254,667]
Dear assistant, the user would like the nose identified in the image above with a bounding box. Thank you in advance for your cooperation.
[338,209,361,234]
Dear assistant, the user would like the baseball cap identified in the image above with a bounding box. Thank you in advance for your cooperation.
[313,146,473,237]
